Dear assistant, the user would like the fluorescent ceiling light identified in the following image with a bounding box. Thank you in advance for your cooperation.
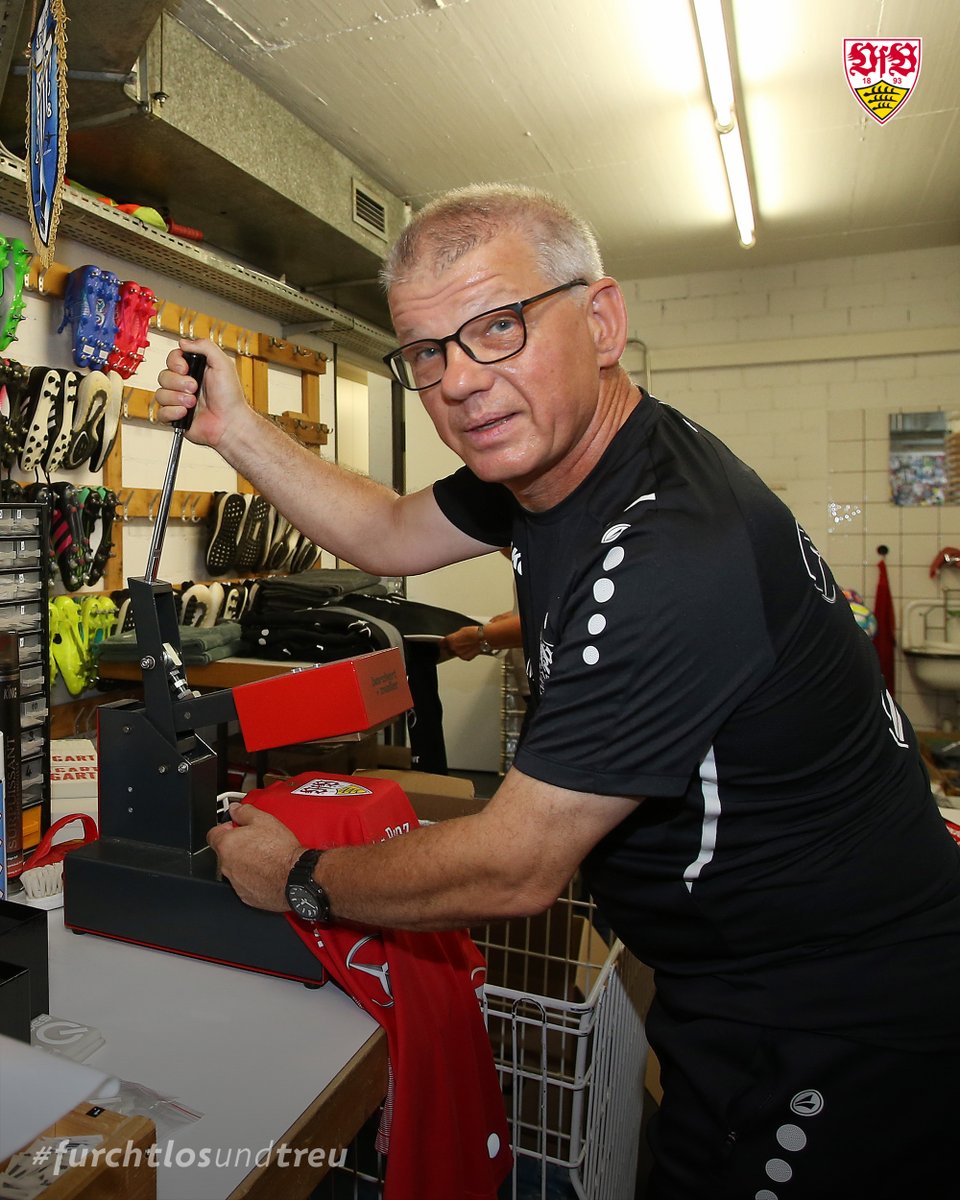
[691,0,757,248]
[719,127,756,247]
[692,0,735,127]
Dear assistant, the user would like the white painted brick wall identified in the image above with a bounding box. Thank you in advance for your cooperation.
[623,243,960,732]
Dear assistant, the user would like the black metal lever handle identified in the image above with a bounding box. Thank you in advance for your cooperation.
[177,351,207,431]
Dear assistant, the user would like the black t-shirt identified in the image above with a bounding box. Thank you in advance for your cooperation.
[434,393,960,1050]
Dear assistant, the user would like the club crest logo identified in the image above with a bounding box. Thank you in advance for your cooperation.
[843,39,921,124]
[291,778,373,796]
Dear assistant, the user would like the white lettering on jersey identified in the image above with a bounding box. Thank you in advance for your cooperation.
[539,612,554,692]
[881,688,909,748]
[796,523,836,603]
[684,747,721,892]
[511,545,523,575]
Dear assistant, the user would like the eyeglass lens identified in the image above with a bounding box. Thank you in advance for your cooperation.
[387,280,587,390]
[395,307,525,391]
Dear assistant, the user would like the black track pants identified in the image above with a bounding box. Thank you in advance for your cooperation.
[645,1002,957,1200]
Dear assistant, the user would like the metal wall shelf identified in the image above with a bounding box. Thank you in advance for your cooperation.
[0,154,396,361]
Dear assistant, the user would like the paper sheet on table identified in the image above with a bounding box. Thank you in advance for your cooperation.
[0,1032,106,1159]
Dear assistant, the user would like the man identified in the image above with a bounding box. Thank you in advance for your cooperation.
[441,611,522,661]
[156,185,960,1198]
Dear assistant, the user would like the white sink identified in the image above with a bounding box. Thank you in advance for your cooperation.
[904,646,960,692]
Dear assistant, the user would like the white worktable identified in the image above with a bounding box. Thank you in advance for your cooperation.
[47,911,384,1199]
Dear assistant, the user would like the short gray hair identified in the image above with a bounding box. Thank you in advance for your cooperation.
[381,183,604,291]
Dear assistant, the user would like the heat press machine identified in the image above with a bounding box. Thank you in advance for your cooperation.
[63,354,412,983]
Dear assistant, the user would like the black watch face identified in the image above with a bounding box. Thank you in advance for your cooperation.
[288,884,322,921]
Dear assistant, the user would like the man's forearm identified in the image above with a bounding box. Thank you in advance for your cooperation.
[315,814,552,930]
[210,769,639,927]
[215,406,416,574]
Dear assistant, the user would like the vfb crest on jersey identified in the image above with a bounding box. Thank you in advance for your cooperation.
[843,39,921,124]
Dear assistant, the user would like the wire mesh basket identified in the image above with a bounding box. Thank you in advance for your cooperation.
[500,655,528,776]
[318,883,648,1200]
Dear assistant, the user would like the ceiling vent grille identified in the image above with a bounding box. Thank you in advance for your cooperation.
[353,180,388,241]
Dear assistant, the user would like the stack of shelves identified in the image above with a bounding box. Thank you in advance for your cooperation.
[0,502,51,859]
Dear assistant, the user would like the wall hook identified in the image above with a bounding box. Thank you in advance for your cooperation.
[179,309,199,339]
[147,492,162,522]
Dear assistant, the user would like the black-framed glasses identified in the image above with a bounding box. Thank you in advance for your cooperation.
[383,279,589,391]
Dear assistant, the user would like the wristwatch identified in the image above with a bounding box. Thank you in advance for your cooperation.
[285,849,332,923]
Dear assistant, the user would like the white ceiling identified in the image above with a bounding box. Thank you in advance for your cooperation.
[167,0,960,282]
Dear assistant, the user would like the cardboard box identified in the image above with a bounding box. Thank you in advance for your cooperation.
[50,739,99,827]
[256,729,380,787]
[375,744,413,770]
[353,768,487,822]
[50,739,98,799]
[0,1103,156,1200]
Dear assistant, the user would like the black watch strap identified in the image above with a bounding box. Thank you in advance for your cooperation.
[285,848,332,924]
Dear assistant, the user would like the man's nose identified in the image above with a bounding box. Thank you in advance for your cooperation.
[438,341,493,399]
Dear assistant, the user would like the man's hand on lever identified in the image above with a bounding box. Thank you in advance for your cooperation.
[155,338,252,451]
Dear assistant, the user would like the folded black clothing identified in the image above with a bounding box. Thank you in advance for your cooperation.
[326,592,479,639]
[243,635,369,662]
[240,606,395,663]
[321,605,405,654]
[248,568,386,613]
[241,606,382,635]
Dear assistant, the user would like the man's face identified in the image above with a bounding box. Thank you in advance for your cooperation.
[388,232,603,508]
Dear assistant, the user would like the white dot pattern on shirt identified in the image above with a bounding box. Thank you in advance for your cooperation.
[765,1159,792,1183]
[583,524,630,666]
[776,1123,807,1152]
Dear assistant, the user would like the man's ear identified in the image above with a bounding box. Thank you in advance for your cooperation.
[586,278,629,367]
